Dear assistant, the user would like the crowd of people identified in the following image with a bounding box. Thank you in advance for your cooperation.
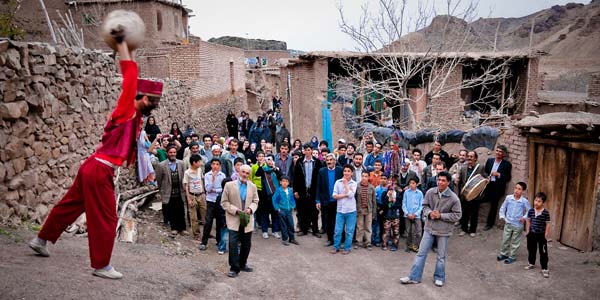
[26,39,551,284]
[137,110,552,283]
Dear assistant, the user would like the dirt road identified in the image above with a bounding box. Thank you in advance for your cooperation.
[1,209,599,300]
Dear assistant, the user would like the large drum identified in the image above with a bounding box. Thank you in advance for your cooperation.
[461,174,489,201]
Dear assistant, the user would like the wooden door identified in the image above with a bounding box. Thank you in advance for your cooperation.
[529,137,600,251]
[530,143,569,241]
[560,149,599,250]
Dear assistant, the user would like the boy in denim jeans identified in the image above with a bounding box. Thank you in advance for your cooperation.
[497,182,530,264]
[272,176,299,246]
[215,177,232,255]
[403,177,423,252]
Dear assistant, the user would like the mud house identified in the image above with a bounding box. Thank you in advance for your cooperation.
[4,0,192,50]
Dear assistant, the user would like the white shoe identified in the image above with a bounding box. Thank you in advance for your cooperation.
[262,233,269,239]
[458,231,466,236]
[273,232,281,239]
[29,238,50,257]
[218,250,225,255]
[400,277,420,284]
[469,233,476,237]
[434,279,444,287]
[92,267,123,279]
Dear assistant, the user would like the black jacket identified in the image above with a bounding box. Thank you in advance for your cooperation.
[292,156,323,201]
[484,158,512,190]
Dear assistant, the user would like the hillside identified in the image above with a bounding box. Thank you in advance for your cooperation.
[208,36,287,50]
[391,1,600,92]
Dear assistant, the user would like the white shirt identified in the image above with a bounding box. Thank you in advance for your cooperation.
[332,178,357,213]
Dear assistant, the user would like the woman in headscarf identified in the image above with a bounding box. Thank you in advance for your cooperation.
[309,136,319,150]
[144,116,161,143]
[137,129,155,185]
[170,122,183,142]
[292,139,302,152]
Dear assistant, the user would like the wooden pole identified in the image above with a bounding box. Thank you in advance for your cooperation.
[38,0,57,44]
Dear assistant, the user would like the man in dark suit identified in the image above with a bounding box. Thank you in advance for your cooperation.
[483,145,512,230]
[316,154,343,245]
[292,143,323,237]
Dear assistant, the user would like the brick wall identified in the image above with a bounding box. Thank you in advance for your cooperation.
[244,50,291,67]
[279,59,329,143]
[588,72,600,100]
[137,41,248,135]
[495,122,529,190]
[520,57,540,112]
[426,65,467,130]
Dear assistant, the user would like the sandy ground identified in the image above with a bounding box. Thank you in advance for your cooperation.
[1,207,599,300]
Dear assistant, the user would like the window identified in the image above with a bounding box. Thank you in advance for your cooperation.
[156,11,162,31]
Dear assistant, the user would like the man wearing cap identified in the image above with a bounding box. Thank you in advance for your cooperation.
[483,145,512,231]
[333,138,346,157]
[204,144,232,177]
[29,39,161,279]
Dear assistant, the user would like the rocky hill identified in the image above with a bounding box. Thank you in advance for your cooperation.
[208,36,287,50]
[391,1,600,92]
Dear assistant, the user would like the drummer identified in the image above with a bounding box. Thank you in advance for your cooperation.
[457,151,486,237]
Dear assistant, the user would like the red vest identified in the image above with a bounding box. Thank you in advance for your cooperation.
[95,114,142,167]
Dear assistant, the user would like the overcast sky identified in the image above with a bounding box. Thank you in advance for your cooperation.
[183,0,586,51]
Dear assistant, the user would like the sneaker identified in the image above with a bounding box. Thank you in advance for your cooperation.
[400,277,419,284]
[330,248,339,254]
[458,231,466,236]
[504,257,516,264]
[273,232,281,239]
[382,247,388,251]
[366,244,373,251]
[198,244,207,251]
[342,249,350,255]
[497,255,508,261]
[218,250,225,255]
[262,232,269,239]
[524,264,535,270]
[282,241,290,246]
[227,271,238,278]
[92,267,123,280]
[434,279,444,287]
[390,246,398,252]
[542,269,549,278]
[289,239,299,245]
[353,245,358,250]
[469,233,476,237]
[28,238,50,257]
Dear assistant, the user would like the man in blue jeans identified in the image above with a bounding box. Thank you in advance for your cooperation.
[330,165,358,255]
[400,171,461,287]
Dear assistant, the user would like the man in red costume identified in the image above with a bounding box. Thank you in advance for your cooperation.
[28,35,162,279]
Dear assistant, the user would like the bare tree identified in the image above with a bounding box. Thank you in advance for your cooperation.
[335,0,524,132]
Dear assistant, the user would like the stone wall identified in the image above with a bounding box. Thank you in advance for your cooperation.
[0,40,191,225]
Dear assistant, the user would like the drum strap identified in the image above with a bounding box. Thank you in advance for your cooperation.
[465,164,480,183]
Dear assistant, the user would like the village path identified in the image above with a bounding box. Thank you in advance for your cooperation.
[1,208,599,300]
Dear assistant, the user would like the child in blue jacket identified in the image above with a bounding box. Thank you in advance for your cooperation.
[272,176,298,246]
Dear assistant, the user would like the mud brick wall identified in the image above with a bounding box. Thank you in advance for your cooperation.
[279,59,329,143]
[589,72,600,100]
[0,40,191,225]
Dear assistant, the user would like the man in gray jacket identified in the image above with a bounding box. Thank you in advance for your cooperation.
[400,171,461,287]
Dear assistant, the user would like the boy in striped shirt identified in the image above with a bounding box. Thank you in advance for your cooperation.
[525,192,551,278]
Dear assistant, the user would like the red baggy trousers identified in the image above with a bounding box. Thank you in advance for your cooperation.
[38,156,117,269]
